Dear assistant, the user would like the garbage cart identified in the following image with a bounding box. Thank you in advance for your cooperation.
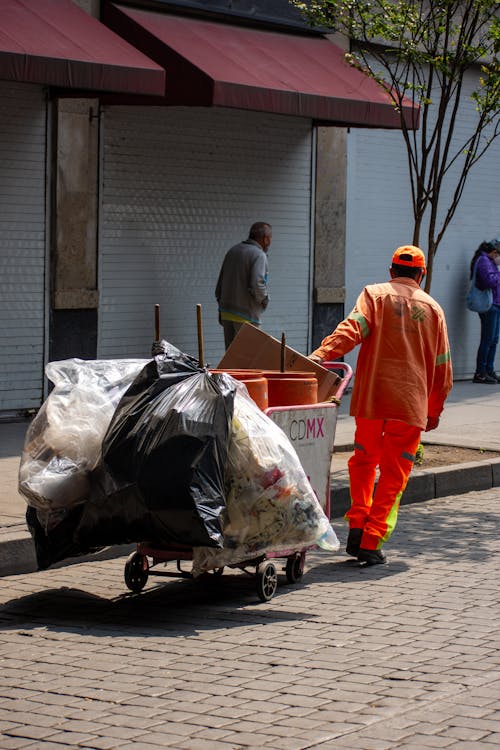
[123,361,352,601]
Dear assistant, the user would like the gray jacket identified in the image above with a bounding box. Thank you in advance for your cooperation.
[215,239,269,324]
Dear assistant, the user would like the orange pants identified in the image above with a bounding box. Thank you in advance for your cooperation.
[346,417,421,551]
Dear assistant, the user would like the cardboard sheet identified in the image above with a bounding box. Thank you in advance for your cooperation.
[217,324,341,402]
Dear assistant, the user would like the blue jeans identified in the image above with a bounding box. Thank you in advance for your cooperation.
[476,304,500,374]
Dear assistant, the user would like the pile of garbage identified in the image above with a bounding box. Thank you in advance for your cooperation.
[19,342,339,571]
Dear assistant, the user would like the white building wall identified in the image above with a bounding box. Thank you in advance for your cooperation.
[345,68,500,380]
[99,106,313,366]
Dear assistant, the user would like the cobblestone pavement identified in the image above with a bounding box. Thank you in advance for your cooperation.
[0,488,499,750]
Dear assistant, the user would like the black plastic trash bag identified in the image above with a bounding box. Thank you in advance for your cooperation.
[102,356,236,550]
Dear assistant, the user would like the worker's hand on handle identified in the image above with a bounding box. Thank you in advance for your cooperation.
[425,415,440,432]
[308,354,323,364]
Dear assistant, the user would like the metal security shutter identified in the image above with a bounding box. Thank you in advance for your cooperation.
[0,82,47,412]
[345,69,500,380]
[99,106,313,366]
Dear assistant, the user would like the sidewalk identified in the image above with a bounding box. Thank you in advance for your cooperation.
[1,486,499,750]
[0,379,499,577]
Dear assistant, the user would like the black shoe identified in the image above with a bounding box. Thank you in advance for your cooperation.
[486,371,500,383]
[358,548,387,566]
[473,373,497,384]
[346,528,363,557]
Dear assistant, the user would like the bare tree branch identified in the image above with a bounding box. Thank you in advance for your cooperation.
[292,0,500,291]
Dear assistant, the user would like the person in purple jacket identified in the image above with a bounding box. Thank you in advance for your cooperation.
[470,238,500,383]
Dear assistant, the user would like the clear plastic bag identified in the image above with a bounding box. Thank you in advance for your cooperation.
[19,358,147,512]
[192,384,339,575]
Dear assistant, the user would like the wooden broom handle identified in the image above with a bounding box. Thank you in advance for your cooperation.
[154,304,161,341]
[197,304,204,367]
[280,332,286,372]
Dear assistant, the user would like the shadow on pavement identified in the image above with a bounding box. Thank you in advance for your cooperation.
[0,552,410,636]
[395,503,499,565]
[1,498,496,636]
[0,572,321,636]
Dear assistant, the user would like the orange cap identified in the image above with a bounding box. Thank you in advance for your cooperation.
[392,245,426,271]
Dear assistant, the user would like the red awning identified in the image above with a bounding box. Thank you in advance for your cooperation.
[104,3,418,129]
[0,0,165,95]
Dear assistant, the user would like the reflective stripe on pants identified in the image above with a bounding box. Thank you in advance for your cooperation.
[346,417,421,550]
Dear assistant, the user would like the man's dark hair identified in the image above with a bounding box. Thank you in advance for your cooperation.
[469,241,498,277]
[391,264,423,279]
[249,222,272,241]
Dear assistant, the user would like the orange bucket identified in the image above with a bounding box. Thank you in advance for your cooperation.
[211,369,268,411]
[263,371,318,407]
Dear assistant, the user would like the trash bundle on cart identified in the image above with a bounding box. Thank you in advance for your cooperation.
[19,340,341,598]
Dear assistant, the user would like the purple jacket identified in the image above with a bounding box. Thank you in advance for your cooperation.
[475,251,500,306]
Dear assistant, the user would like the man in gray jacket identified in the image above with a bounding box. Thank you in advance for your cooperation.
[215,222,272,348]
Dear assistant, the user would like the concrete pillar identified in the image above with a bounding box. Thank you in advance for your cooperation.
[49,0,101,361]
[49,98,99,360]
[312,126,347,350]
[52,98,99,311]
[311,32,349,351]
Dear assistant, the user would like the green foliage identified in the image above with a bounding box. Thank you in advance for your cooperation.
[294,0,499,113]
[291,0,500,290]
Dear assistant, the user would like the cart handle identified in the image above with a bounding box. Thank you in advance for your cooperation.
[321,361,353,400]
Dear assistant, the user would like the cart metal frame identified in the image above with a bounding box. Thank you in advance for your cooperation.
[124,362,352,601]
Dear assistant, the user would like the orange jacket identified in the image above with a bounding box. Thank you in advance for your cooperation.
[312,278,453,429]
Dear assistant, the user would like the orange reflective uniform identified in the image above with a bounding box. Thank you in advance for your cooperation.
[347,417,421,550]
[312,277,453,550]
[313,277,452,429]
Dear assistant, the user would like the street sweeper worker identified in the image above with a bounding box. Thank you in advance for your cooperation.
[309,245,453,565]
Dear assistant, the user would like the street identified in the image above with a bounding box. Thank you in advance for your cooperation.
[0,488,499,750]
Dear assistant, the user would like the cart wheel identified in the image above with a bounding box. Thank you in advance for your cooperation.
[256,561,278,602]
[124,552,149,593]
[285,553,305,584]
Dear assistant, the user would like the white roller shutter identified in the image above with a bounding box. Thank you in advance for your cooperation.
[0,82,47,412]
[99,106,313,366]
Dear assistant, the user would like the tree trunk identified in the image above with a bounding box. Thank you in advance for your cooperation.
[424,238,437,293]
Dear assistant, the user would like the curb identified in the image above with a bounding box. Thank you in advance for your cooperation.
[0,528,135,578]
[1,458,499,578]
